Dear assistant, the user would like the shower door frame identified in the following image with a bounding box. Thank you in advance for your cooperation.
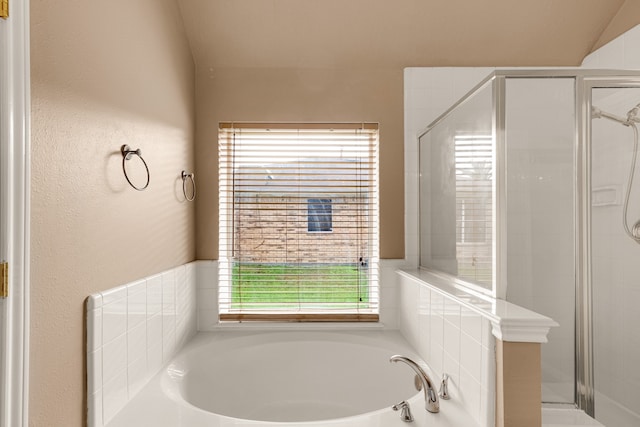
[577,75,640,417]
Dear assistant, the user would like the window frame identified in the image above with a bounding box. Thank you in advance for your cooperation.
[217,122,380,322]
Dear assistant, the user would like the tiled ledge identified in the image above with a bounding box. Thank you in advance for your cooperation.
[397,269,558,343]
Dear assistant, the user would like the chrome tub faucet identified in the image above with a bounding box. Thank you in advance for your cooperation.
[390,355,439,413]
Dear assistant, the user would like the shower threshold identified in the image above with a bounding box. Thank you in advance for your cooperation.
[542,406,604,427]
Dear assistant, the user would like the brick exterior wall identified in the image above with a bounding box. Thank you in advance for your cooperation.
[234,196,370,264]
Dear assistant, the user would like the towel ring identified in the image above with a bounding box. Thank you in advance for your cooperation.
[121,145,150,191]
[181,170,196,201]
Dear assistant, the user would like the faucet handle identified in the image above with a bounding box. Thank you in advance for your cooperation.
[439,373,450,400]
[392,400,414,422]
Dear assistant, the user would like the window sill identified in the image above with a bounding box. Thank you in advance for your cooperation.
[212,320,387,332]
[219,313,379,322]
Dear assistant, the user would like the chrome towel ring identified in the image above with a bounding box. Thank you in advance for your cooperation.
[181,170,196,201]
[121,145,150,191]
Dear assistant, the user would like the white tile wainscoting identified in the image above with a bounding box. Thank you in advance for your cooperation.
[87,259,559,427]
[86,262,198,427]
[397,269,558,427]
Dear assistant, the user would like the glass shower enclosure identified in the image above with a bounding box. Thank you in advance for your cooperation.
[417,70,640,426]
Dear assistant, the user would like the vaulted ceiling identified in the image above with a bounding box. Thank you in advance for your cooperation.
[177,0,634,70]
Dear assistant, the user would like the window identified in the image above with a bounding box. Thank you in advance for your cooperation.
[307,198,332,232]
[218,123,379,322]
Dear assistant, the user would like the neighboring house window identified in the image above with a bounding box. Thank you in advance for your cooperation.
[307,198,332,232]
[218,123,379,322]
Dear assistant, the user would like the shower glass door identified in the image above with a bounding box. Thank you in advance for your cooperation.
[590,86,640,427]
[418,81,495,295]
[504,77,576,404]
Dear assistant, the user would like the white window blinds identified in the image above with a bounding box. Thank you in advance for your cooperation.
[454,135,493,285]
[218,123,380,322]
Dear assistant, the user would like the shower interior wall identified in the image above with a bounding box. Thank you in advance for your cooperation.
[582,24,640,426]
[590,87,640,425]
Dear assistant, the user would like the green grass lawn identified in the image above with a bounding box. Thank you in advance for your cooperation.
[231,263,370,309]
[457,266,492,286]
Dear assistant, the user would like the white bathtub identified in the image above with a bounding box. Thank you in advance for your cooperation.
[105,330,480,427]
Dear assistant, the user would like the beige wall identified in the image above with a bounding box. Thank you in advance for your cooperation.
[29,1,195,425]
[195,67,405,260]
[496,341,542,427]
